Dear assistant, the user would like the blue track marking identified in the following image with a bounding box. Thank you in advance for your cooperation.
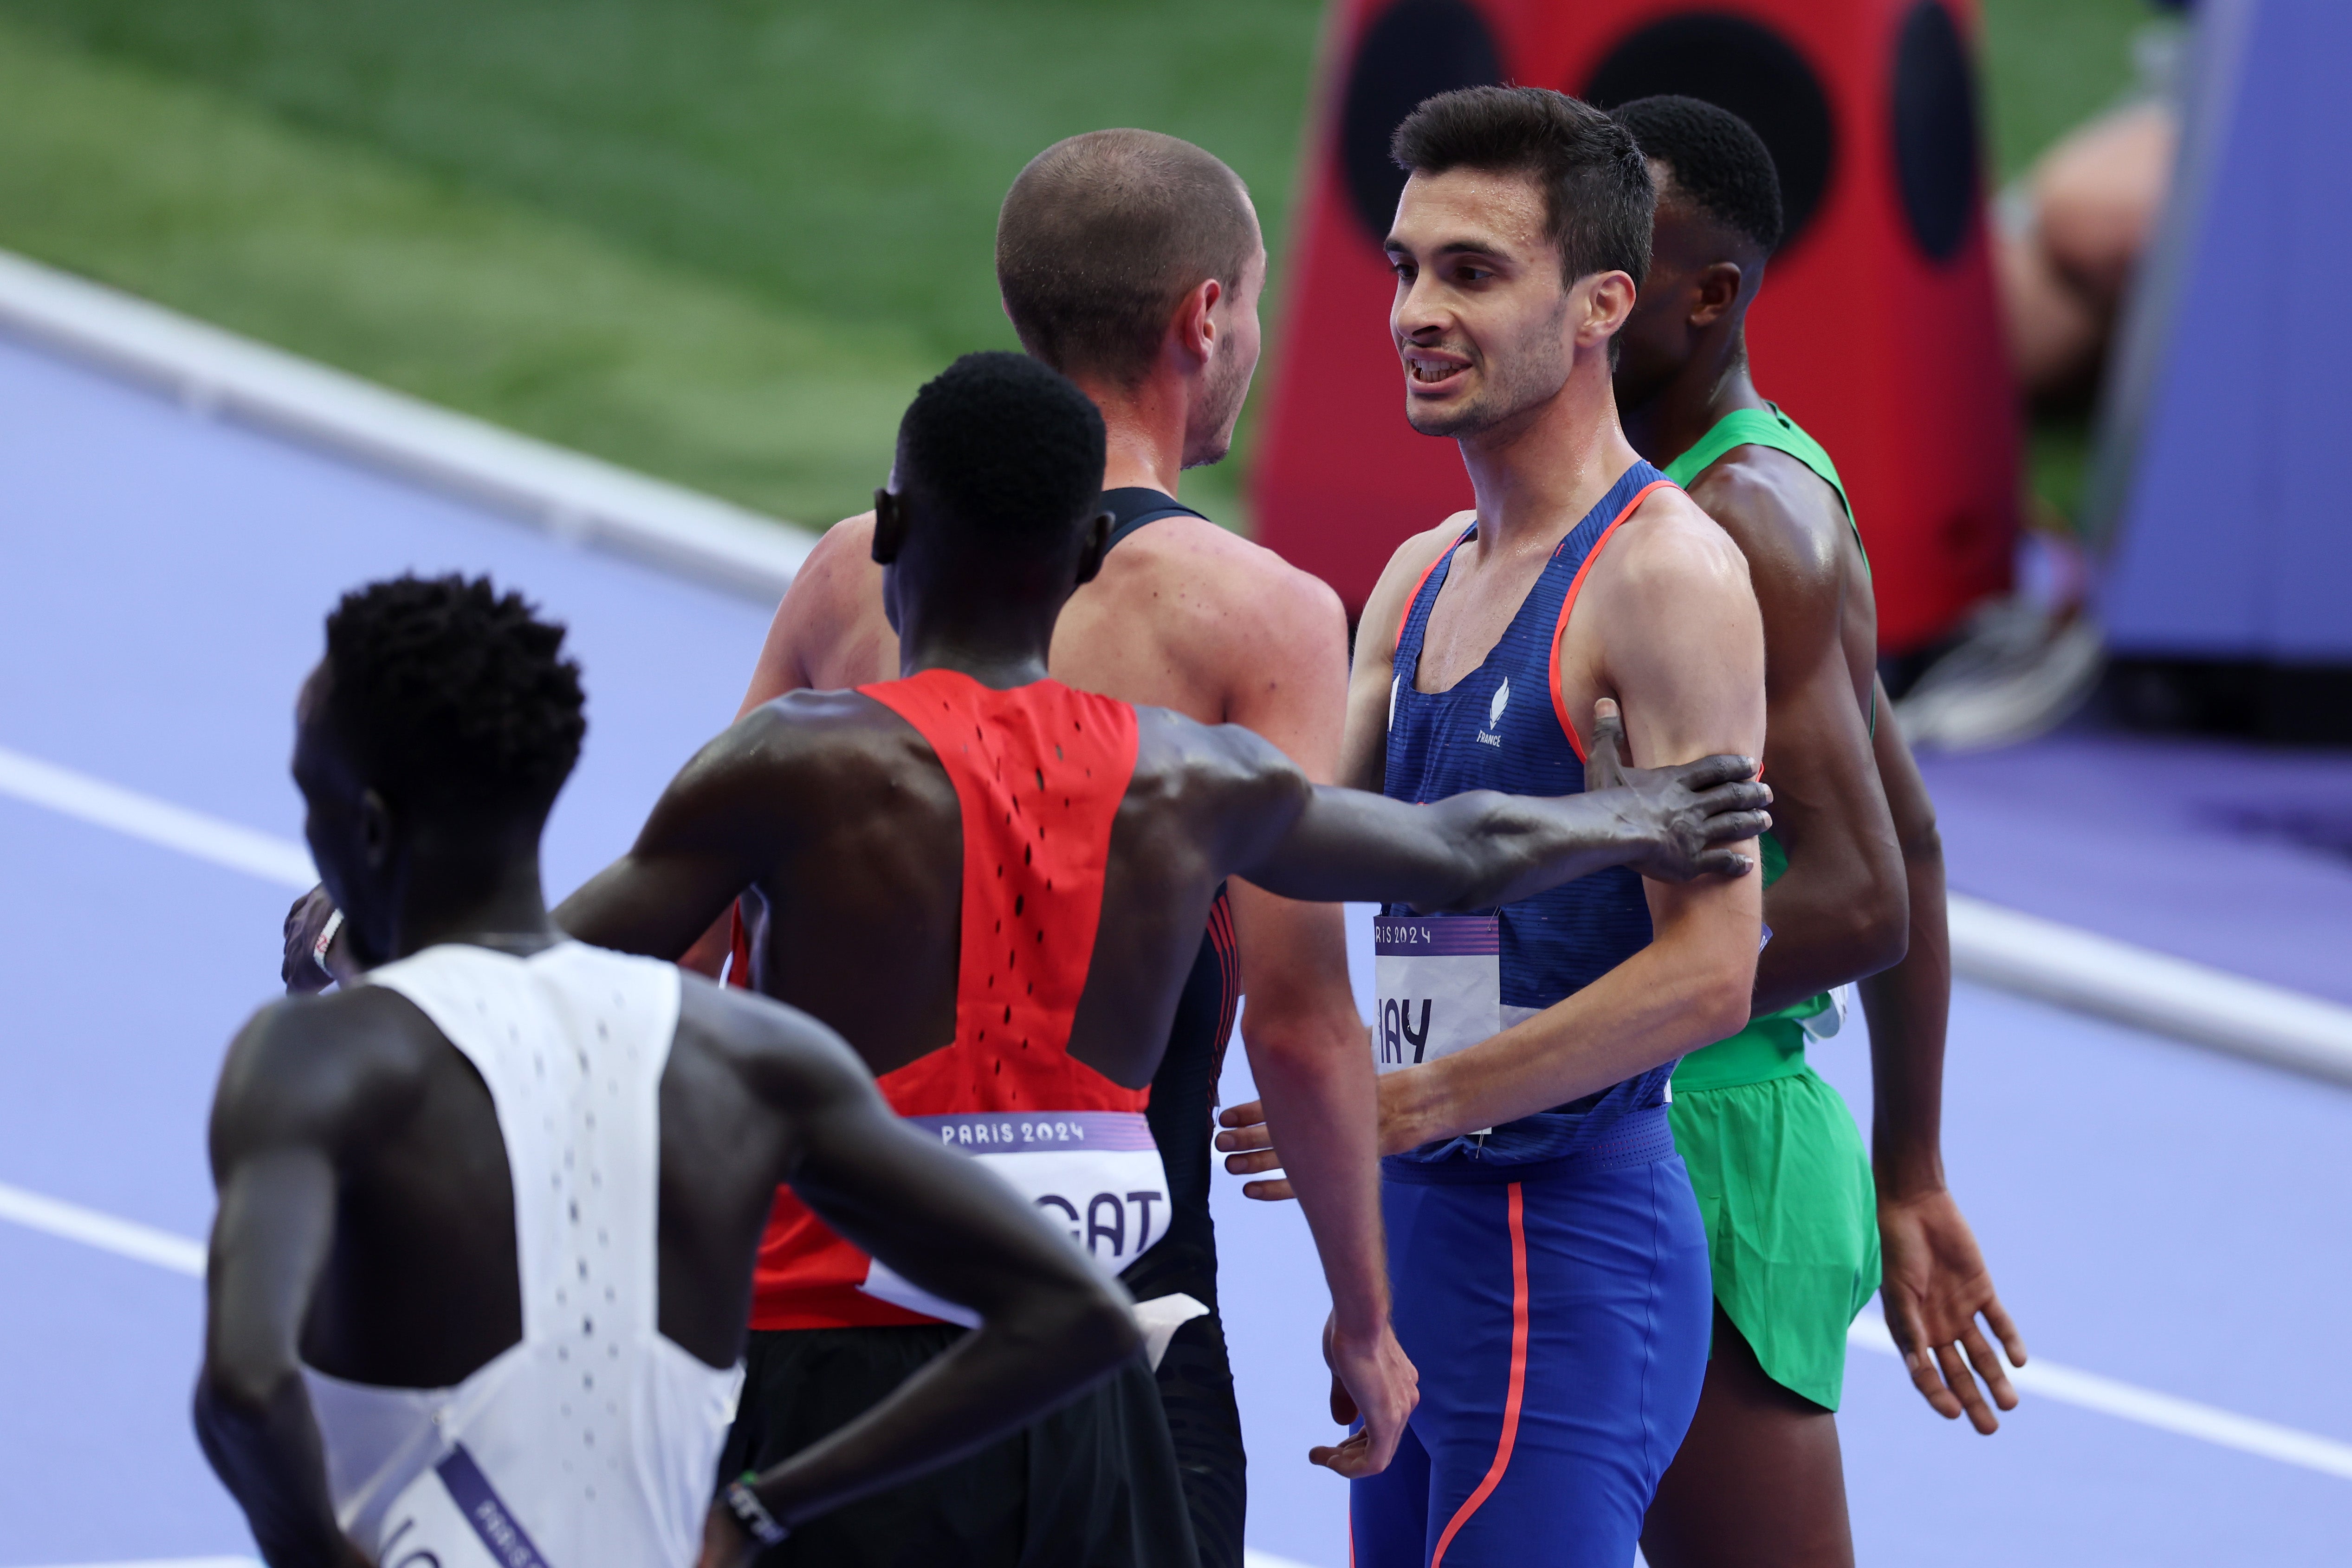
[4,326,2348,1567]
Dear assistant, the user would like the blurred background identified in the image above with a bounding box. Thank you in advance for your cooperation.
[0,0,2162,543]
[1,2,2348,1566]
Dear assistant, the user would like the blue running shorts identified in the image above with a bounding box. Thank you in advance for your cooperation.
[1352,1116,1711,1568]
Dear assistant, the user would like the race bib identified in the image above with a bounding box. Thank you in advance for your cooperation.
[1372,914,1501,1076]
[372,1445,551,1568]
[861,1111,1172,1326]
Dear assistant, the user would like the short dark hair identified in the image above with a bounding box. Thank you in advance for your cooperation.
[997,130,1258,386]
[322,575,585,824]
[898,352,1106,559]
[1392,86,1655,287]
[1611,96,1784,255]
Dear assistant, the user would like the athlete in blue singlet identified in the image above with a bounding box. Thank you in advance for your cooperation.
[1220,87,1769,1567]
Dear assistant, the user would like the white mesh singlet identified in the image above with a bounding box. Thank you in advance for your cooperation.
[301,941,743,1568]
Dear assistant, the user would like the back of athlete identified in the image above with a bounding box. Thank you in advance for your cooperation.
[719,128,1386,1568]
[207,577,1142,1568]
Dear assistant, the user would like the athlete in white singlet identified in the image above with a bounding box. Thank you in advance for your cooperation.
[200,575,1142,1568]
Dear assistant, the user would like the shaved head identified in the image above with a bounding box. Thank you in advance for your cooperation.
[997,129,1261,386]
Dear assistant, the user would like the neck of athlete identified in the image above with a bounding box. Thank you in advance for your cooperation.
[1618,323,1767,469]
[896,577,1062,690]
[382,829,559,961]
[1457,343,1642,555]
[1069,366,1191,499]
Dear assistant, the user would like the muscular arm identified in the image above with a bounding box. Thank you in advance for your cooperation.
[556,713,800,961]
[1207,563,1410,1466]
[1696,460,1907,1011]
[194,1006,367,1568]
[1234,749,1767,909]
[1856,678,2026,1430]
[715,988,1138,1527]
[1375,502,1768,1148]
[1859,685,1947,1197]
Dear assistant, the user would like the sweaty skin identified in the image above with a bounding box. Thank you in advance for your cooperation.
[204,669,1144,1568]
[556,482,1770,1101]
[707,213,1425,1471]
[1220,162,1767,1192]
[1608,168,2024,1568]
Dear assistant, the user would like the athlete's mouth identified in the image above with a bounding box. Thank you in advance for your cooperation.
[1403,351,1469,387]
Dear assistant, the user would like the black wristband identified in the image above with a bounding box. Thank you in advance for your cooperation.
[725,1476,789,1548]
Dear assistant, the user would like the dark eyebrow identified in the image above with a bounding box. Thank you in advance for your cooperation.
[1384,235,1519,262]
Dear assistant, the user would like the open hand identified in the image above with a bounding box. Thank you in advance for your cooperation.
[1879,1186,2026,1433]
[1583,698,1770,881]
[1309,1312,1419,1478]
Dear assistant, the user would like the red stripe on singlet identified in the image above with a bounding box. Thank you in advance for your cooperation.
[1547,479,1675,763]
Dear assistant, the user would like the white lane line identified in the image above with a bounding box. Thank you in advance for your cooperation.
[8,1173,2352,1492]
[1849,1313,2352,1479]
[0,745,314,890]
[0,1181,205,1277]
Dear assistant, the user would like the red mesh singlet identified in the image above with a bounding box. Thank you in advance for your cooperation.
[739,667,1147,1328]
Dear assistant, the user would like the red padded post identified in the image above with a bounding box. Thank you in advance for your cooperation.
[1252,0,2017,654]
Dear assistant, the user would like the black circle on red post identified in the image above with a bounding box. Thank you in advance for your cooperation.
[1890,0,1983,263]
[1339,0,1504,244]
[1584,13,1837,256]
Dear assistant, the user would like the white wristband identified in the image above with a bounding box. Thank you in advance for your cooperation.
[313,908,344,978]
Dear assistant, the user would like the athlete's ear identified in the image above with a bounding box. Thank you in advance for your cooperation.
[871,486,907,566]
[1072,510,1113,587]
[357,788,395,872]
[1689,260,1744,330]
[1171,276,1222,370]
[1582,270,1638,347]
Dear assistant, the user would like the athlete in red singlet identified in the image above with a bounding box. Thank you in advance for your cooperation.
[551,352,1773,1565]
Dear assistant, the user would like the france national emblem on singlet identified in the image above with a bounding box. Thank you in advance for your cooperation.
[1478,676,1509,746]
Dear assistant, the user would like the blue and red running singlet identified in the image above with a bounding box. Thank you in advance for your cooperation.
[1382,459,1680,1167]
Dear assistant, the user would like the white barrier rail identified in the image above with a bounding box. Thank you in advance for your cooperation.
[0,249,815,602]
[1947,893,2352,1088]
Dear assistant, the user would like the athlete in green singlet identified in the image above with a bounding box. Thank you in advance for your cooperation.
[1608,97,2028,1567]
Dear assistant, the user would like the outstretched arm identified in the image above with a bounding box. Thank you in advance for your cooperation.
[194,1006,367,1568]
[556,712,801,962]
[709,991,1136,1546]
[1859,678,2025,1432]
[1231,714,1768,910]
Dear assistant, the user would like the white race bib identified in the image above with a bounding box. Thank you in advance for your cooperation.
[1373,914,1501,1075]
[372,1445,551,1568]
[861,1111,1172,1326]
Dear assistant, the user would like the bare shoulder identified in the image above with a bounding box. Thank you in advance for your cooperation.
[729,687,934,787]
[1682,446,1848,595]
[767,512,892,692]
[1356,511,1478,658]
[796,512,879,587]
[1604,486,1756,608]
[1100,517,1346,651]
[210,987,436,1153]
[1129,702,1305,807]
